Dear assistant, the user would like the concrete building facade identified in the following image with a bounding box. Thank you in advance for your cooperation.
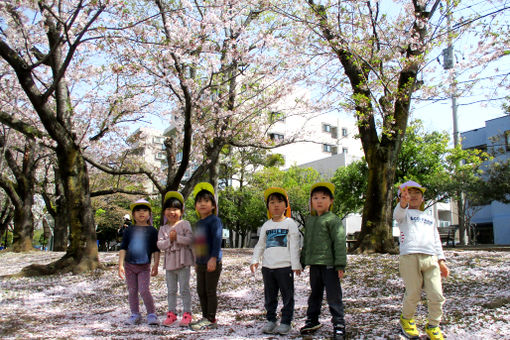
[461,115,510,245]
[268,112,364,168]
[128,127,167,194]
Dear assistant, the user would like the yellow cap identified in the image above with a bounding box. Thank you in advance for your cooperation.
[193,182,215,198]
[264,187,291,219]
[310,182,335,196]
[310,182,335,215]
[164,191,184,206]
[193,182,216,216]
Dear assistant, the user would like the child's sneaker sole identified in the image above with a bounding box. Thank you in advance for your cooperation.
[300,323,322,334]
[400,329,420,339]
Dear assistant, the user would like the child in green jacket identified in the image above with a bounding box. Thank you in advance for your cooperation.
[300,182,346,340]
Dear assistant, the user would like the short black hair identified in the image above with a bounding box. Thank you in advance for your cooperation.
[266,192,288,208]
[164,197,183,211]
[132,205,151,213]
[194,190,216,207]
[311,186,334,199]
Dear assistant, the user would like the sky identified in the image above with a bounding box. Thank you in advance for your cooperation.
[143,0,510,146]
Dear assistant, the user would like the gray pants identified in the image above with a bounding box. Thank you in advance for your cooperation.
[165,266,191,313]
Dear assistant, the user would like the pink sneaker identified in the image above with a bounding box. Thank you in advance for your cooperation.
[179,312,192,327]
[163,311,177,327]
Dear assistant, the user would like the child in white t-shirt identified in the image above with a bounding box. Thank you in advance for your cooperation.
[250,187,302,335]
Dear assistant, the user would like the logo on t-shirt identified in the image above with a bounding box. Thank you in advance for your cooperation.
[265,229,288,248]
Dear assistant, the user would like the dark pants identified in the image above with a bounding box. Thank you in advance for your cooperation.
[262,266,295,325]
[306,265,345,327]
[196,262,222,322]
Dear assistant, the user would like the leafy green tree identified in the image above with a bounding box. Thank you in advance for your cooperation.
[331,160,368,219]
[395,121,450,204]
[332,121,448,218]
[219,186,265,248]
[250,166,322,228]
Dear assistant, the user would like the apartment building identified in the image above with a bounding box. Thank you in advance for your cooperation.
[128,127,167,194]
[268,111,364,167]
[461,115,510,245]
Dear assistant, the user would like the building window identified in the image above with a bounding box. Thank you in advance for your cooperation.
[269,133,284,141]
[155,152,166,160]
[342,128,348,137]
[153,136,165,144]
[342,147,348,154]
[322,124,331,133]
[439,220,450,228]
[505,130,510,151]
[331,127,338,139]
[323,144,331,152]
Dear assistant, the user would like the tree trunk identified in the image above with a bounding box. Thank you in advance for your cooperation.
[52,168,69,251]
[22,147,99,275]
[52,213,69,251]
[355,154,398,254]
[0,204,13,246]
[11,195,35,252]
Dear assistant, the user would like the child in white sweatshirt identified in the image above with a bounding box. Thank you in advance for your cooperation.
[394,181,450,340]
[250,187,302,336]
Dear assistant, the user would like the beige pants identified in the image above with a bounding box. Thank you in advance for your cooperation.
[399,254,445,325]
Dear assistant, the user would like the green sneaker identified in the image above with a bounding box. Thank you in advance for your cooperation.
[425,324,444,340]
[190,317,217,331]
[400,314,420,339]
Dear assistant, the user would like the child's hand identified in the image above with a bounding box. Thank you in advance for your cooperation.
[151,264,158,276]
[118,265,125,280]
[399,186,410,208]
[439,260,449,278]
[338,269,344,279]
[207,257,217,272]
[293,269,301,276]
[169,230,177,242]
[250,263,258,273]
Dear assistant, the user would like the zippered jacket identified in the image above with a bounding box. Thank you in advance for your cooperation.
[301,211,346,271]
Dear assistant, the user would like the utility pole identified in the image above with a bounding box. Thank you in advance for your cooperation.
[443,2,465,245]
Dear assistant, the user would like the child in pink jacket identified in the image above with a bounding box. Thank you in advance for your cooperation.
[157,191,195,327]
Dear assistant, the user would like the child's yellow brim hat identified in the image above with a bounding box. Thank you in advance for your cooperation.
[264,187,291,219]
[193,182,217,215]
[193,182,215,198]
[164,191,184,206]
[310,182,335,196]
[310,182,335,215]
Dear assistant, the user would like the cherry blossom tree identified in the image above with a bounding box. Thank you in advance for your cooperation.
[95,0,313,204]
[0,131,41,252]
[0,1,137,273]
[271,0,446,253]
